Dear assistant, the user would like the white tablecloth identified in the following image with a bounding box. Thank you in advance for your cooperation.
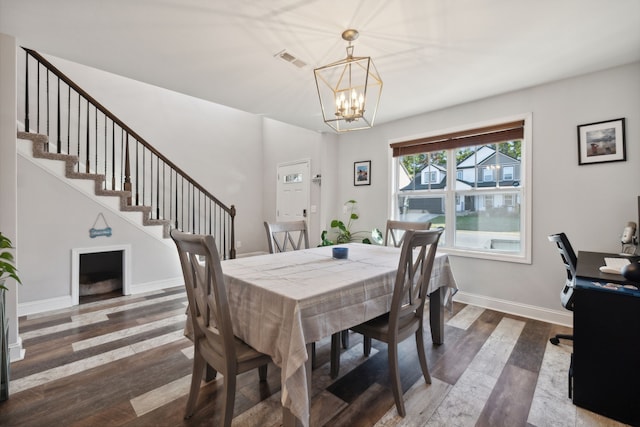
[221,243,457,426]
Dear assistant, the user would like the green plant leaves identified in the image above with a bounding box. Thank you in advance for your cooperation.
[319,201,382,247]
[0,233,21,289]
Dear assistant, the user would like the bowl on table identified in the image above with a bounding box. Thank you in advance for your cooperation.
[332,247,349,259]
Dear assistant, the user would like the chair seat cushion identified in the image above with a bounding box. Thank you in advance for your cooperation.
[351,311,418,341]
[233,335,268,364]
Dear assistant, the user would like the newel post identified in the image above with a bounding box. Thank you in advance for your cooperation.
[230,205,236,259]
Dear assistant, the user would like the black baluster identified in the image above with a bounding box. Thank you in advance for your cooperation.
[94,106,98,176]
[85,99,90,173]
[135,139,139,205]
[67,86,71,154]
[76,94,80,172]
[46,69,49,148]
[24,52,29,131]
[56,77,61,153]
[36,63,40,134]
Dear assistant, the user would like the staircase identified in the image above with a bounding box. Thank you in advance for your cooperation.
[19,48,236,259]
[17,130,171,239]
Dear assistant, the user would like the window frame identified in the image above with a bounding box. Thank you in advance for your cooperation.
[388,114,532,264]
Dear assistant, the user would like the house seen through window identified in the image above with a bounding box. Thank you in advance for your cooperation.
[390,119,529,260]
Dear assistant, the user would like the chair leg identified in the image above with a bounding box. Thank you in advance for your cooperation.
[415,329,432,384]
[388,342,406,417]
[550,333,573,345]
[184,350,206,419]
[258,364,268,382]
[221,371,237,427]
[363,336,372,356]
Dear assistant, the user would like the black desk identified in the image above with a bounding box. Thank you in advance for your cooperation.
[573,251,640,426]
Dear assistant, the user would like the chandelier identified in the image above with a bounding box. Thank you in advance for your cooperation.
[314,29,382,132]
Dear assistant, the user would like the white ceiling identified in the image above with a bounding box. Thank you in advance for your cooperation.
[1,0,639,133]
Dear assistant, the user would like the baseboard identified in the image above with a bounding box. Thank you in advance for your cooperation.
[129,277,184,295]
[17,277,184,317]
[18,295,73,317]
[237,251,268,258]
[453,290,573,327]
[9,336,25,362]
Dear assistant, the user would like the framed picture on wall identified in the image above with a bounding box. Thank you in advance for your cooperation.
[354,160,371,186]
[577,118,626,165]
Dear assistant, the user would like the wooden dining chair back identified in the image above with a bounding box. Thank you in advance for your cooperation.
[384,219,432,247]
[171,230,270,427]
[264,220,309,253]
[351,228,443,417]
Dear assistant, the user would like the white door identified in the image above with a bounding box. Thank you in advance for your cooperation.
[276,160,310,222]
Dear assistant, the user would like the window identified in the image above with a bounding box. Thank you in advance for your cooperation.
[421,170,438,183]
[390,117,531,262]
[503,166,514,181]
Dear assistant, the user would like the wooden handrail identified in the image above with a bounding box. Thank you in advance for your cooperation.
[23,48,233,216]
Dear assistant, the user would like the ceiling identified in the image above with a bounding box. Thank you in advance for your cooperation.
[1,0,639,133]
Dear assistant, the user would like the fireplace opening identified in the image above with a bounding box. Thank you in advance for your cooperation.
[79,250,123,303]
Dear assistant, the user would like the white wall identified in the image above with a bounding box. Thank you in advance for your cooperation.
[261,118,340,247]
[335,62,640,323]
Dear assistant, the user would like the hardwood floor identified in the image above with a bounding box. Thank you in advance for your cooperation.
[0,287,629,426]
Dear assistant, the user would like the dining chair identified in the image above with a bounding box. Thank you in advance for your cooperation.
[171,230,271,427]
[384,219,432,247]
[264,220,309,253]
[351,228,443,417]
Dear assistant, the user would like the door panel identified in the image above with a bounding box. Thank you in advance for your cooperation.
[276,161,310,222]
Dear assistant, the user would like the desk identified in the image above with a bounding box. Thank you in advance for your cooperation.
[221,243,457,427]
[573,251,640,426]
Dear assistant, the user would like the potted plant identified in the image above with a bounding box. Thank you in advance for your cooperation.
[319,200,382,246]
[1,233,21,290]
[0,232,21,402]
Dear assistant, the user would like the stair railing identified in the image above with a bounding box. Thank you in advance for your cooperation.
[20,48,236,259]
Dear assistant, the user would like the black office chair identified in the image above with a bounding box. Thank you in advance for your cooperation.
[548,233,577,345]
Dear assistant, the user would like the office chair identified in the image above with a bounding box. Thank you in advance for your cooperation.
[548,232,577,345]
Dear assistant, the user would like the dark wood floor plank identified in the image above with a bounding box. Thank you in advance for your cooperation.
[429,308,502,384]
[325,382,395,427]
[476,363,539,427]
[507,316,552,372]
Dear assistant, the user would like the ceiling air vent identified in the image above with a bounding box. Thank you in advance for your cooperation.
[275,49,307,68]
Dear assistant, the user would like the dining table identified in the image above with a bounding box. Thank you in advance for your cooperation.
[221,242,458,427]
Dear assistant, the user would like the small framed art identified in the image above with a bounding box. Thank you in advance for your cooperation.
[354,160,371,186]
[577,118,626,165]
